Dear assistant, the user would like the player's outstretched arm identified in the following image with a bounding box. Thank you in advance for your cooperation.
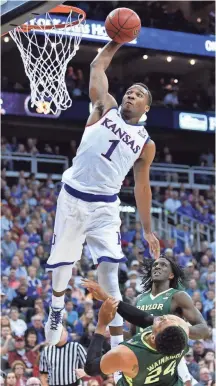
[82,279,154,328]
[89,41,121,111]
[84,298,139,378]
[133,140,160,259]
[173,291,209,339]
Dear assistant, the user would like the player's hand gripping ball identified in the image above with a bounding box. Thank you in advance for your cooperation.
[105,8,141,43]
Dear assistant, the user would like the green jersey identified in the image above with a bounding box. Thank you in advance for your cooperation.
[117,327,187,386]
[136,288,180,333]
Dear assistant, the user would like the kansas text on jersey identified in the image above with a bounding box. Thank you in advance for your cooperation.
[63,107,150,195]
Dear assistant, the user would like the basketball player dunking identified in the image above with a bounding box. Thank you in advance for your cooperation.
[45,40,160,347]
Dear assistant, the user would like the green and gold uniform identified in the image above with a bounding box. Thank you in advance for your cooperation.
[117,327,188,386]
[136,288,180,333]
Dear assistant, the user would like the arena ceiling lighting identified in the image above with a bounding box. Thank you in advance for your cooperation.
[174,79,178,83]
[167,56,172,62]
[143,55,148,59]
[190,59,196,65]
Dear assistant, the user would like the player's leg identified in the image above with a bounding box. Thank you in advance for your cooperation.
[86,199,126,369]
[177,358,192,385]
[45,187,86,345]
[97,261,124,340]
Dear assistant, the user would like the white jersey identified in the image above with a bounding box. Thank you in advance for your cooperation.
[62,107,150,195]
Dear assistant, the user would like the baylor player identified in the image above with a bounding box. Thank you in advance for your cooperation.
[84,298,189,386]
[82,256,209,384]
[82,255,209,340]
[135,255,201,334]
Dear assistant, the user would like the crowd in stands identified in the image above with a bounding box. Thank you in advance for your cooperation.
[1,165,215,384]
[2,68,215,113]
[1,137,215,166]
[75,1,215,34]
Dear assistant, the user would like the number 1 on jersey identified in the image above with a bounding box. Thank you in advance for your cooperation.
[101,140,120,161]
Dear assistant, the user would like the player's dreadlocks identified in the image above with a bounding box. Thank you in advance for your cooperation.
[155,326,187,355]
[141,254,187,292]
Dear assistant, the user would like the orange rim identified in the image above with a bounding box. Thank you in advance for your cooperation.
[18,5,86,32]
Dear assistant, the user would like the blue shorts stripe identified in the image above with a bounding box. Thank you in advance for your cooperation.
[64,184,117,203]
[46,262,74,268]
[97,256,127,264]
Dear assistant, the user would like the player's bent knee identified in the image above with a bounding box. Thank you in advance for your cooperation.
[97,261,122,300]
[109,313,123,327]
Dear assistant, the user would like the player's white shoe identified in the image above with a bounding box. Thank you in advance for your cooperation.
[45,306,65,345]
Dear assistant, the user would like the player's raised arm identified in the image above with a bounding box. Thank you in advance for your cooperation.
[173,291,210,340]
[133,140,160,259]
[89,41,121,110]
[84,298,139,378]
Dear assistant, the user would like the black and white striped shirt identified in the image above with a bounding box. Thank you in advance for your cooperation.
[39,341,87,386]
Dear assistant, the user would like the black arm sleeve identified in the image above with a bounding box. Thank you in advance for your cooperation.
[117,301,154,328]
[84,333,106,376]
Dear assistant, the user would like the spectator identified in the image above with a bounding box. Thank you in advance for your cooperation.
[204,350,215,374]
[11,284,35,312]
[5,372,16,386]
[2,232,18,262]
[65,300,79,326]
[27,266,41,296]
[9,337,37,373]
[31,257,44,278]
[163,90,179,107]
[187,279,201,298]
[198,367,212,386]
[0,325,14,370]
[177,200,195,218]
[123,287,137,306]
[7,269,20,290]
[203,291,214,319]
[1,208,13,235]
[203,327,215,351]
[164,191,181,213]
[9,308,27,336]
[193,341,207,362]
[1,275,16,302]
[200,255,210,275]
[67,277,86,303]
[178,247,194,268]
[11,360,27,386]
[25,329,38,351]
[69,140,77,159]
[4,256,27,279]
[26,378,41,386]
[185,348,200,381]
[28,315,45,344]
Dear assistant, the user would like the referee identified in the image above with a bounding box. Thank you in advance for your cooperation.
[39,327,86,386]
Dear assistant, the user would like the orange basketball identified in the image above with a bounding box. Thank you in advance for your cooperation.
[105,8,141,43]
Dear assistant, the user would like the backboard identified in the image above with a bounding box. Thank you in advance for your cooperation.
[1,0,64,35]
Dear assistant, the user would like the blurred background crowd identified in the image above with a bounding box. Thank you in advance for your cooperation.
[79,0,215,34]
[1,136,215,167]
[1,66,215,113]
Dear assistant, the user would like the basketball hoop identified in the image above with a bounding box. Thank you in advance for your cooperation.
[8,5,86,114]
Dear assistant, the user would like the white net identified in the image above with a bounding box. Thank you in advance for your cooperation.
[9,9,85,114]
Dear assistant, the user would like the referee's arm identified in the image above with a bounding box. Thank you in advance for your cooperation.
[39,348,49,386]
[78,343,87,368]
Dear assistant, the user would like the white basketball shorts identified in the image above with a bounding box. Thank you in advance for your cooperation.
[46,186,126,269]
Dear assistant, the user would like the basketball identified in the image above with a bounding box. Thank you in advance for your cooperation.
[105,8,141,43]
